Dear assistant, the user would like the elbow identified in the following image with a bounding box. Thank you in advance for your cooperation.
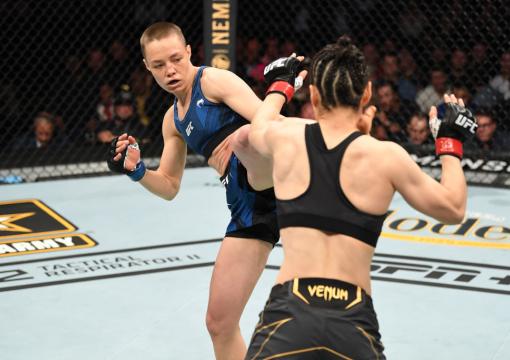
[440,205,466,225]
[161,177,180,201]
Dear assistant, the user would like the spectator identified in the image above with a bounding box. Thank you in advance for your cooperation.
[14,112,65,150]
[489,51,510,101]
[279,40,296,58]
[239,38,264,83]
[406,113,433,145]
[375,80,417,142]
[448,49,470,88]
[362,43,380,81]
[261,37,279,64]
[468,42,492,91]
[416,66,448,114]
[85,48,108,90]
[130,67,153,127]
[106,40,135,88]
[377,52,417,101]
[399,48,425,89]
[437,83,475,118]
[466,109,509,152]
[96,83,115,123]
[96,85,146,144]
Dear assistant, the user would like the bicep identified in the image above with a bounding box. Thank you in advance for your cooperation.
[157,111,187,179]
[389,145,452,218]
[205,69,262,121]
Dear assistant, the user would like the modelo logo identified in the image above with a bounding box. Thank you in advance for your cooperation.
[383,209,510,246]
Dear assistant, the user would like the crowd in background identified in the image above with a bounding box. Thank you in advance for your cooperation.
[11,37,510,156]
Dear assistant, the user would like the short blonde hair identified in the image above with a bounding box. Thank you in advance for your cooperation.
[140,22,186,58]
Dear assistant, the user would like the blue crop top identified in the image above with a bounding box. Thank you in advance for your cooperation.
[173,66,249,160]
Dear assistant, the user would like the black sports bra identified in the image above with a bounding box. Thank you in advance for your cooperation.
[276,123,386,247]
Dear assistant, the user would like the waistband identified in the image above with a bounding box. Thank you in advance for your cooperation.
[203,121,247,161]
[270,278,369,310]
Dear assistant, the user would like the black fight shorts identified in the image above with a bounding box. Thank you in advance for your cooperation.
[246,278,386,359]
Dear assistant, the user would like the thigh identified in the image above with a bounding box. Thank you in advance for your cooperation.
[231,124,273,191]
[207,236,272,322]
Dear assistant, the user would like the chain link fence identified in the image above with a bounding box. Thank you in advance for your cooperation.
[1,0,509,186]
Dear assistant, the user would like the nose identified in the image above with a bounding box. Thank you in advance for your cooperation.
[165,63,176,77]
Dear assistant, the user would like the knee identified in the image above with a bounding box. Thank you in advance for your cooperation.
[231,124,251,152]
[206,308,238,339]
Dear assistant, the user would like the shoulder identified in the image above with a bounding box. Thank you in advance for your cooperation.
[269,117,312,138]
[201,66,237,84]
[350,135,408,164]
[162,105,179,134]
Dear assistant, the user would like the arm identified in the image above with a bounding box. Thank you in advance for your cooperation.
[108,107,186,201]
[386,142,466,224]
[389,94,477,224]
[249,94,287,157]
[139,107,187,200]
[247,55,309,156]
[201,67,262,122]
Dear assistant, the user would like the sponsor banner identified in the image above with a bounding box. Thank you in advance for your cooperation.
[0,240,221,292]
[370,253,510,295]
[204,0,237,71]
[409,151,510,187]
[382,209,510,249]
[0,199,76,239]
[0,234,97,257]
[1,239,509,295]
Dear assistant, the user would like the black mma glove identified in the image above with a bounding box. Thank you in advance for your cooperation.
[263,56,304,103]
[430,103,478,159]
[107,136,146,181]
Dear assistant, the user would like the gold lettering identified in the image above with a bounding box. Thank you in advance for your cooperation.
[316,285,324,298]
[212,3,229,19]
[212,32,229,45]
[212,20,229,31]
[431,218,479,236]
[475,226,510,241]
[389,218,428,232]
[308,285,349,301]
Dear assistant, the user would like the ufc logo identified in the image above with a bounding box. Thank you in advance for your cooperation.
[264,58,286,75]
[185,121,194,137]
[455,115,478,134]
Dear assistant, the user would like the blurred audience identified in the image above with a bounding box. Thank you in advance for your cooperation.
[406,113,433,145]
[9,36,510,159]
[466,109,509,151]
[14,112,66,150]
[416,66,448,114]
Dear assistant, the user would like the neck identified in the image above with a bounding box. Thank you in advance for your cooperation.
[315,106,361,132]
[174,66,198,103]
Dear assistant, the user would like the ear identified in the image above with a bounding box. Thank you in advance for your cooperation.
[360,81,372,108]
[143,58,150,72]
[309,85,321,108]
[186,44,192,58]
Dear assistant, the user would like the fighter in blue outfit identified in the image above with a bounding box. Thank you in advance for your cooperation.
[106,22,286,360]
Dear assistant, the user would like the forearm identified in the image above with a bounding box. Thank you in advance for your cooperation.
[439,155,467,222]
[139,169,180,201]
[249,94,286,153]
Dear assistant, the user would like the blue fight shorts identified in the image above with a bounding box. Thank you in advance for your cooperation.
[220,154,279,245]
